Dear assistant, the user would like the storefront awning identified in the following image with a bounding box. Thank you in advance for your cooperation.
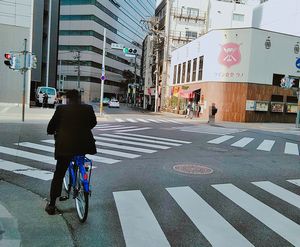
[172,84,201,98]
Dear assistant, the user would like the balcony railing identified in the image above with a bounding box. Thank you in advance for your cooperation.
[171,8,206,22]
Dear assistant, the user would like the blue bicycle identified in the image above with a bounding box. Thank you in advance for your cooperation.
[61,155,92,222]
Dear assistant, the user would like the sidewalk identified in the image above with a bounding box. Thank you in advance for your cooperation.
[0,180,73,247]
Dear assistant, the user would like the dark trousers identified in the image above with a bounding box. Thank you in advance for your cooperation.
[50,156,72,202]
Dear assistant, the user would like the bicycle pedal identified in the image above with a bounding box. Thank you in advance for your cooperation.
[59,196,69,201]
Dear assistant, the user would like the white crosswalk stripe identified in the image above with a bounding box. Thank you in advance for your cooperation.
[99,134,182,146]
[94,136,171,149]
[118,133,192,144]
[287,179,300,187]
[256,140,275,151]
[95,141,157,153]
[0,146,55,164]
[231,137,254,147]
[207,136,299,156]
[252,181,300,209]
[213,183,300,246]
[96,126,138,131]
[95,125,124,129]
[0,159,53,180]
[113,190,170,247]
[113,178,300,246]
[115,127,152,132]
[284,142,299,155]
[111,118,183,124]
[166,186,254,247]
[17,142,121,164]
[207,135,234,144]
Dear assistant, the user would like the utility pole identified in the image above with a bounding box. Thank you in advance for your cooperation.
[100,28,106,116]
[154,42,159,113]
[134,54,137,106]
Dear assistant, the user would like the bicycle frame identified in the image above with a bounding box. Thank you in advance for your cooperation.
[67,155,92,195]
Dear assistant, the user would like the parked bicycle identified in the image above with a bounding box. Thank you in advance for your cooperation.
[60,155,93,222]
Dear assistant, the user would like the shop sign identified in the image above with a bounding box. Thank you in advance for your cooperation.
[218,43,241,68]
[255,101,269,112]
[271,102,284,112]
[215,72,244,79]
[286,103,298,113]
[296,58,300,69]
[246,100,255,111]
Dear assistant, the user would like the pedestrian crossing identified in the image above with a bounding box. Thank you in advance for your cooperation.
[0,134,191,181]
[207,135,300,156]
[177,125,245,135]
[114,178,300,247]
[111,118,183,124]
[94,124,152,133]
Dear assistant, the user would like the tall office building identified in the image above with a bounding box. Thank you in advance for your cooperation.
[58,0,156,102]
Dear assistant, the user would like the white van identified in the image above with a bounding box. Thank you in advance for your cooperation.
[35,86,57,107]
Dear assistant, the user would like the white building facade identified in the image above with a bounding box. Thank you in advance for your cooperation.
[59,0,155,103]
[170,27,300,122]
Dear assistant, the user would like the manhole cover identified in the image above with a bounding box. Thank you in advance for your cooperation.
[173,164,213,175]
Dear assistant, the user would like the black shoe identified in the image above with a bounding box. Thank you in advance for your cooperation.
[45,203,56,215]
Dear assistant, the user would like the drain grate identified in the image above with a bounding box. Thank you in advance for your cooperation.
[173,164,213,175]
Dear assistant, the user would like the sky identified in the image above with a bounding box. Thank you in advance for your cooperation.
[156,0,162,7]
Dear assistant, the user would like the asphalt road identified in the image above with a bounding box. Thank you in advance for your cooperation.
[0,106,300,247]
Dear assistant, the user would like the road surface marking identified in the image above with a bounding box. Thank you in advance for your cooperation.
[166,187,253,247]
[16,142,120,164]
[207,135,235,144]
[252,181,300,209]
[231,137,254,147]
[213,183,300,246]
[100,134,182,146]
[115,118,125,122]
[256,140,275,151]
[0,159,53,180]
[95,141,157,153]
[0,107,10,114]
[95,125,124,129]
[287,179,300,187]
[113,190,170,247]
[94,136,170,149]
[126,118,138,123]
[0,202,13,218]
[284,142,299,155]
[147,119,161,123]
[117,133,192,144]
[96,126,137,131]
[136,118,150,123]
[116,127,152,132]
[164,119,182,124]
[0,146,55,164]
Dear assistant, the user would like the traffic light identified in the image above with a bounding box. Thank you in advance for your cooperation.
[123,47,137,55]
[26,54,37,69]
[4,53,14,68]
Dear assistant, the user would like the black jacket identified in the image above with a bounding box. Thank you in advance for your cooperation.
[47,103,97,159]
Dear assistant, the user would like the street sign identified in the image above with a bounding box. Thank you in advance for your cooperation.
[101,75,106,81]
[111,43,124,50]
[125,54,136,58]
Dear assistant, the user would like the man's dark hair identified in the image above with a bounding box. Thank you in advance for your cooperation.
[66,89,80,103]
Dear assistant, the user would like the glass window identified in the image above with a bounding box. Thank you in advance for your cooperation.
[182,62,186,83]
[187,60,191,82]
[192,58,197,81]
[173,65,177,84]
[232,13,244,22]
[186,31,198,39]
[187,7,199,17]
[198,56,203,81]
[177,64,181,84]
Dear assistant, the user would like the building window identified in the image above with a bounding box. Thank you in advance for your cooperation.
[232,13,244,22]
[187,7,199,17]
[198,56,203,80]
[187,60,191,82]
[192,58,197,81]
[177,64,181,84]
[186,31,198,39]
[182,62,186,83]
[173,65,177,84]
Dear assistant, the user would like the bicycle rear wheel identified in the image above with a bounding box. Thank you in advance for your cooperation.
[75,168,89,222]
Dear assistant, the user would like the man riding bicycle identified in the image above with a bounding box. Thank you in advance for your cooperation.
[45,89,97,215]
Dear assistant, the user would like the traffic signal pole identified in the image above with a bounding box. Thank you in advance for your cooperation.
[100,28,106,116]
[22,38,28,122]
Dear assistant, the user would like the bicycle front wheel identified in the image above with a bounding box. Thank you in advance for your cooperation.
[63,169,71,193]
[75,169,89,222]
